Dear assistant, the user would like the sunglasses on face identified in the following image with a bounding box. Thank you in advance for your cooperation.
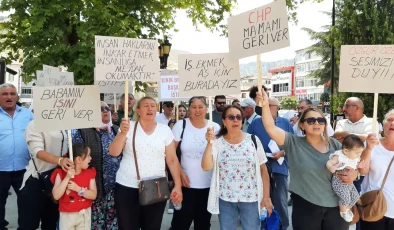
[101,106,111,112]
[216,102,226,105]
[303,117,327,125]
[226,115,242,121]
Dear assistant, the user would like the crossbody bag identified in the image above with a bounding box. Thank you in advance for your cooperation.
[132,121,170,206]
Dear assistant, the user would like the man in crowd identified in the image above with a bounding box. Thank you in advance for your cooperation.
[114,93,135,126]
[333,105,346,129]
[247,97,294,230]
[240,98,260,132]
[155,101,175,125]
[232,99,240,107]
[206,95,226,125]
[0,83,34,230]
[333,97,374,230]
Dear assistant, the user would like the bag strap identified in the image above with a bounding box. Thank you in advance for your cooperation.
[180,119,186,139]
[132,121,141,181]
[381,156,394,189]
[251,134,257,151]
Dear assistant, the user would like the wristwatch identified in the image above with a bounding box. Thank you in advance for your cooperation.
[78,187,85,197]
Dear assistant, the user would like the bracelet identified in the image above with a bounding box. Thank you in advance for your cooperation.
[78,187,85,197]
[57,157,63,166]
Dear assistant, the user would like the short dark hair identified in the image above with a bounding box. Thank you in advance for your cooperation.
[249,85,268,99]
[342,134,364,150]
[121,93,134,100]
[299,99,313,106]
[214,95,226,102]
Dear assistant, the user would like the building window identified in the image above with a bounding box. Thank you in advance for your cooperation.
[21,88,32,95]
[242,93,246,98]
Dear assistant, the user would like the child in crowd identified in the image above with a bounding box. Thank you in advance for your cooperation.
[326,134,365,222]
[51,143,97,230]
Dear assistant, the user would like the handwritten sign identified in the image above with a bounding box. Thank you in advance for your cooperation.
[339,45,394,93]
[178,53,240,97]
[94,35,160,82]
[103,93,121,104]
[33,85,101,132]
[227,0,290,59]
[37,65,74,86]
[159,70,189,101]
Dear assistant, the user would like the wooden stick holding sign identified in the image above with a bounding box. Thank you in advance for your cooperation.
[208,96,213,144]
[114,93,117,111]
[372,93,379,134]
[124,81,129,119]
[257,54,263,107]
[176,101,179,122]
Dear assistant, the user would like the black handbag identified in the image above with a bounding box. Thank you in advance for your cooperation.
[132,121,170,206]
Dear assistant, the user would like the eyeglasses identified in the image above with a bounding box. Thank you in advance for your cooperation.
[101,106,111,112]
[343,104,357,108]
[303,117,327,125]
[226,115,242,121]
[297,106,307,110]
[216,102,226,105]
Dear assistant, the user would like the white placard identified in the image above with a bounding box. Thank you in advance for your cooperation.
[103,93,122,104]
[178,53,241,97]
[228,0,290,59]
[159,70,189,101]
[33,85,101,132]
[38,65,74,86]
[339,45,394,93]
[36,71,45,87]
[95,35,160,82]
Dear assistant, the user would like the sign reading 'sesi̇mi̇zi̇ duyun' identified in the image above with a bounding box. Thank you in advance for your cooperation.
[227,0,290,59]
[339,45,394,94]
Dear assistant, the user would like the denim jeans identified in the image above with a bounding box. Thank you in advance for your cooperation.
[271,173,289,229]
[354,176,365,230]
[218,199,260,230]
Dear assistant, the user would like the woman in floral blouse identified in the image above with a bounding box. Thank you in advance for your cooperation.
[72,101,121,230]
[202,105,273,230]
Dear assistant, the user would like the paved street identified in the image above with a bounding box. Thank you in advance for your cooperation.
[5,188,355,230]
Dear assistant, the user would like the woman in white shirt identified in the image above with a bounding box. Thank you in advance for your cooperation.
[18,120,72,230]
[109,96,182,230]
[171,96,220,230]
[202,105,272,230]
[360,109,394,230]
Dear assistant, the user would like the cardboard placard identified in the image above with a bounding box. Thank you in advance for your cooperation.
[36,65,74,86]
[94,35,160,82]
[159,70,189,101]
[178,53,241,97]
[339,45,394,93]
[227,0,290,59]
[33,85,101,132]
[103,93,122,104]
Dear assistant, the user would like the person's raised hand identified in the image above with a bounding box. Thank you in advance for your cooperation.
[120,118,130,133]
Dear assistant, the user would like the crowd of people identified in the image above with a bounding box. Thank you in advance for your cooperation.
[1,82,394,230]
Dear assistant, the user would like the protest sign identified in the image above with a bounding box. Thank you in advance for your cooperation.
[95,35,160,82]
[103,93,122,105]
[178,53,241,97]
[339,45,394,94]
[227,0,290,59]
[38,65,74,86]
[159,70,189,101]
[33,85,101,132]
[36,71,45,87]
[94,79,133,94]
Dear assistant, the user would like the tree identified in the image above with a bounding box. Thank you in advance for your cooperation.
[281,96,298,110]
[303,0,394,121]
[320,92,330,102]
[0,0,325,89]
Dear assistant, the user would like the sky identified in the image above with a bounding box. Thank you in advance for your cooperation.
[170,0,333,63]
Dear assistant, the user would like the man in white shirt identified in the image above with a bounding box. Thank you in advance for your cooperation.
[240,98,260,132]
[155,101,174,125]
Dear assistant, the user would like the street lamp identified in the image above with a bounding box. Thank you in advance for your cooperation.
[159,38,172,69]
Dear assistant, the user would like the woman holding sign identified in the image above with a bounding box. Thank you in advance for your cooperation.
[109,96,183,230]
[170,96,220,230]
[257,89,357,230]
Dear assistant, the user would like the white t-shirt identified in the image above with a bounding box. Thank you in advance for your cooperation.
[329,150,360,170]
[172,118,220,188]
[116,121,174,188]
[361,143,394,218]
[155,113,171,125]
[293,119,335,137]
[335,115,375,134]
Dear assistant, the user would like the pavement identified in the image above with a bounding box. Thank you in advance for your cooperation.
[5,188,355,230]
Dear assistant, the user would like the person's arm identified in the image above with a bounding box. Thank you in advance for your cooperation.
[52,169,74,200]
[67,178,97,200]
[359,134,379,175]
[326,156,339,173]
[109,118,129,156]
[165,141,183,204]
[202,127,215,171]
[257,91,286,146]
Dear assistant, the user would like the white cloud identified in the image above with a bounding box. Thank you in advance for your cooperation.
[169,0,332,63]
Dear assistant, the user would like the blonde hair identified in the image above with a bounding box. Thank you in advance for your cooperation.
[132,96,156,121]
[299,108,329,144]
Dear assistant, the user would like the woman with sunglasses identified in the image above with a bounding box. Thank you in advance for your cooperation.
[257,90,358,230]
[171,96,220,230]
[202,105,272,230]
[72,101,122,229]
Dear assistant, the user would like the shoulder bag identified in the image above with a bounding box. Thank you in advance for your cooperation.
[357,155,394,222]
[132,121,170,206]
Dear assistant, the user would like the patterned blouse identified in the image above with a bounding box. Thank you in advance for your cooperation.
[72,129,121,194]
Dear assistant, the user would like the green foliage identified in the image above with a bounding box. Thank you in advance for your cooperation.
[281,96,299,110]
[320,92,330,102]
[304,0,394,121]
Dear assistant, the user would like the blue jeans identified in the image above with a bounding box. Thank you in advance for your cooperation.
[354,176,365,230]
[271,173,289,229]
[218,199,260,230]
